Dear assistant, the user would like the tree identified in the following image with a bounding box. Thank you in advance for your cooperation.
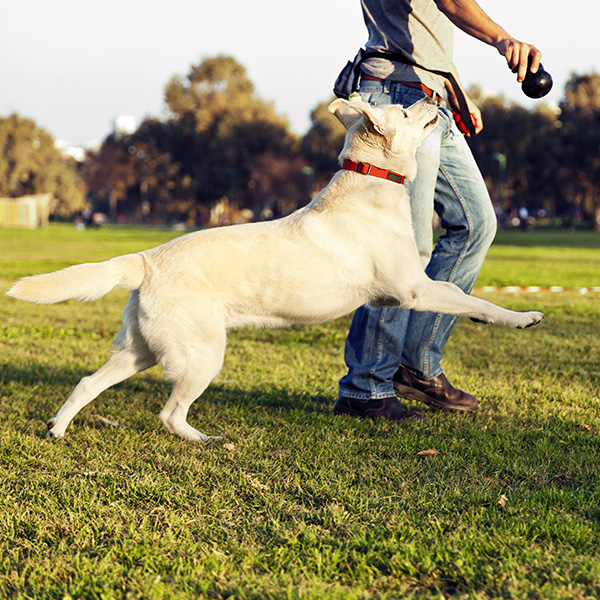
[128,118,189,223]
[0,114,87,216]
[84,135,137,222]
[163,55,301,214]
[557,72,600,229]
[247,153,313,218]
[466,87,559,217]
[468,76,600,229]
[301,98,346,189]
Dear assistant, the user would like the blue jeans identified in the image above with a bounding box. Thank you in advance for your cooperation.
[338,80,497,400]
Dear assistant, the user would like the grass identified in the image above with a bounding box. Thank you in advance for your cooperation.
[1,224,599,599]
[475,230,600,288]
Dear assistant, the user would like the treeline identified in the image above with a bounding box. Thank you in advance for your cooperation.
[467,74,600,229]
[1,55,599,229]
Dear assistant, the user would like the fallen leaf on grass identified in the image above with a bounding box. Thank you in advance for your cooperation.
[417,449,439,456]
[497,494,508,510]
[223,442,237,452]
[249,478,269,491]
[243,472,269,491]
[579,424,592,432]
[92,414,124,429]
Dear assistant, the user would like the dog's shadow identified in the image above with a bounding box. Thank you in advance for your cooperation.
[1,361,332,428]
[208,381,332,415]
[5,361,599,521]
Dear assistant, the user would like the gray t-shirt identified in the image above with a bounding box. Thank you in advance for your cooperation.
[360,0,453,96]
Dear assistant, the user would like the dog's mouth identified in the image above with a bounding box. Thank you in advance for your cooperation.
[424,114,438,130]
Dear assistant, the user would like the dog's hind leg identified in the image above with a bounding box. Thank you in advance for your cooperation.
[48,291,157,438]
[157,321,227,442]
[48,343,156,438]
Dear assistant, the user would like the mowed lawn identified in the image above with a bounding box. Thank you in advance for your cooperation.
[1,225,599,600]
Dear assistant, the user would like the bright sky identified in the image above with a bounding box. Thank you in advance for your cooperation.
[1,1,597,147]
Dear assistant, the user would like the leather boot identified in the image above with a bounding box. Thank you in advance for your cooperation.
[393,365,479,413]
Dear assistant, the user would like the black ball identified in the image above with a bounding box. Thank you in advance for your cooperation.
[522,63,553,99]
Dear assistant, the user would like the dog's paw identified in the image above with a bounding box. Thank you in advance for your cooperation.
[45,428,65,441]
[517,311,545,329]
[168,420,219,442]
[45,417,65,440]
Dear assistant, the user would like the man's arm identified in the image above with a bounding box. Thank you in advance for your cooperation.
[433,0,542,82]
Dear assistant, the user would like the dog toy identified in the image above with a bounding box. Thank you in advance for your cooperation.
[521,59,553,98]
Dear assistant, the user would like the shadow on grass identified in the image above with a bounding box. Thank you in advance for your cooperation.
[4,358,600,431]
[4,359,600,534]
[0,360,333,425]
[4,362,600,484]
[1,360,90,388]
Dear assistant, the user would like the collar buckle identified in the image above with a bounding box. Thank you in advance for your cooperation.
[357,162,372,175]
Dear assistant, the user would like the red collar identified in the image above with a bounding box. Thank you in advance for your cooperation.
[341,159,406,185]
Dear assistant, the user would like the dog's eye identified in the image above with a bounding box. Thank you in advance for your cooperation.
[401,109,409,118]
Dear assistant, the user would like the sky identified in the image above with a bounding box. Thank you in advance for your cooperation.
[1,0,598,148]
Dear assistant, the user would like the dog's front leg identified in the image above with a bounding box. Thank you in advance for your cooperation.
[405,280,545,329]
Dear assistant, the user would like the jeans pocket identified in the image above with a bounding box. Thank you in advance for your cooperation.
[390,85,429,108]
[357,81,390,106]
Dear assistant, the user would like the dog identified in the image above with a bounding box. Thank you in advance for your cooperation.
[7,97,544,441]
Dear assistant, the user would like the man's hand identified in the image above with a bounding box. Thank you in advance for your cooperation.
[494,37,542,83]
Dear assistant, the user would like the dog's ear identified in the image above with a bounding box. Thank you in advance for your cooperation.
[328,98,365,129]
[328,99,392,138]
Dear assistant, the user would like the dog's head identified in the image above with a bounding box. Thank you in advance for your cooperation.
[328,97,438,179]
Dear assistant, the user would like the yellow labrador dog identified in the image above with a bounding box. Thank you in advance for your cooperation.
[8,98,544,441]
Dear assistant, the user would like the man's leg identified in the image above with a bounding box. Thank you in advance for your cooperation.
[336,82,442,419]
[394,107,497,411]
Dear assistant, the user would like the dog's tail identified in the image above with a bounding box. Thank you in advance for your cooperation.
[7,253,145,304]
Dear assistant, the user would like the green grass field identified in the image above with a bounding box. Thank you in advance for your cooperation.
[1,224,599,599]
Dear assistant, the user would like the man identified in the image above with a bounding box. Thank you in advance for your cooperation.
[334,0,542,421]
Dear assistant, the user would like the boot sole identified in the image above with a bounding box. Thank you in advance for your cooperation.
[334,399,426,421]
